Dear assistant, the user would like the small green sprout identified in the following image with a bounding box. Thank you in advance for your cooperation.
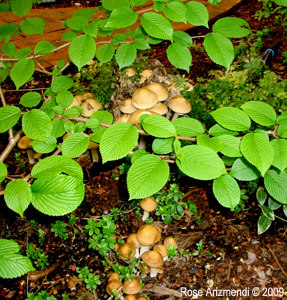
[51,220,68,240]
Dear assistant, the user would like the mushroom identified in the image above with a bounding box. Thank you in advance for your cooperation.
[124,295,137,300]
[88,137,99,163]
[168,96,191,121]
[108,273,121,282]
[142,250,163,277]
[149,102,168,116]
[106,279,122,295]
[139,69,153,83]
[114,243,120,252]
[68,95,83,109]
[114,115,130,123]
[169,81,193,92]
[140,197,157,222]
[164,236,178,248]
[117,243,136,260]
[81,99,102,117]
[122,278,142,295]
[33,152,42,160]
[139,263,150,275]
[126,234,141,258]
[145,83,169,101]
[136,224,161,256]
[17,136,35,164]
[153,244,168,261]
[67,278,77,290]
[138,296,148,300]
[131,88,158,110]
[128,109,159,125]
[126,68,136,77]
[119,99,137,114]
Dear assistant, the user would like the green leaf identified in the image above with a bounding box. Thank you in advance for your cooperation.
[152,138,174,154]
[91,111,113,124]
[69,34,96,70]
[86,118,100,129]
[56,91,73,108]
[283,204,287,218]
[32,156,83,179]
[264,169,287,204]
[204,32,234,69]
[90,127,107,143]
[176,145,226,180]
[153,1,164,12]
[172,31,193,47]
[133,38,150,50]
[22,109,52,141]
[83,21,98,38]
[73,8,96,19]
[172,117,204,137]
[276,113,287,125]
[241,133,274,176]
[196,134,222,153]
[131,149,147,164]
[102,0,130,10]
[211,107,251,131]
[0,106,21,133]
[51,119,66,138]
[270,139,287,171]
[34,40,56,55]
[62,133,90,158]
[4,179,31,217]
[1,42,15,57]
[31,175,85,216]
[13,48,32,59]
[11,0,32,16]
[66,16,88,30]
[61,30,78,42]
[10,59,35,90]
[130,0,149,6]
[166,43,192,72]
[271,0,287,6]
[21,18,45,35]
[96,44,115,66]
[106,8,138,29]
[116,43,137,69]
[142,115,176,138]
[213,174,240,210]
[100,123,139,163]
[0,4,12,13]
[51,76,73,94]
[240,101,276,127]
[278,124,287,138]
[0,239,35,279]
[222,156,237,166]
[256,186,267,205]
[229,158,261,181]
[141,12,173,41]
[74,122,86,133]
[30,136,57,154]
[258,214,272,235]
[268,197,281,210]
[212,17,251,38]
[261,205,275,220]
[186,1,209,28]
[20,92,41,108]
[0,162,7,184]
[163,2,187,23]
[127,154,169,199]
[216,135,241,157]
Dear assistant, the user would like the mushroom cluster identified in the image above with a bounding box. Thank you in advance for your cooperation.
[69,93,102,117]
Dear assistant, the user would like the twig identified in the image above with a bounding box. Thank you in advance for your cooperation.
[267,244,287,279]
[3,87,48,92]
[0,129,23,163]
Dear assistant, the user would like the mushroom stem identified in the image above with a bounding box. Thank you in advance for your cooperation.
[138,135,146,150]
[135,248,140,258]
[139,245,150,257]
[142,211,149,222]
[90,148,100,163]
[27,149,35,164]
[149,267,158,277]
[171,112,180,122]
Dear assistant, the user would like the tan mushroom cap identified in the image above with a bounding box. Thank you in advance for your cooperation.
[33,152,42,159]
[18,136,33,149]
[117,243,136,260]
[138,296,148,300]
[128,109,159,125]
[136,224,161,246]
[169,81,194,92]
[132,88,158,109]
[140,264,150,274]
[168,97,191,114]
[164,237,178,248]
[153,244,168,258]
[145,83,169,101]
[140,69,153,83]
[126,233,141,249]
[126,68,136,77]
[68,96,82,109]
[114,243,120,251]
[123,279,142,295]
[140,197,157,213]
[88,134,99,150]
[81,99,102,117]
[125,295,137,300]
[114,115,130,123]
[149,102,168,115]
[142,250,163,268]
[106,279,122,295]
[108,273,121,282]
[119,99,137,114]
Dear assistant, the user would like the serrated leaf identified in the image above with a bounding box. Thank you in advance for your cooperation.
[116,43,137,69]
[264,169,287,204]
[100,123,139,163]
[222,156,237,166]
[51,119,66,138]
[268,197,281,210]
[0,3,12,13]
[86,118,100,129]
[62,132,89,158]
[73,8,95,18]
[204,32,234,69]
[166,43,192,72]
[278,124,287,138]
[130,0,149,6]
[30,136,57,154]
[0,239,35,279]
[74,122,86,133]
[152,138,174,154]
[61,30,78,42]
[258,214,272,235]
[272,0,287,5]
[102,0,130,10]
[142,115,176,138]
[91,111,113,124]
[186,1,209,28]
[51,76,73,94]
[153,1,164,12]
[229,157,261,181]
[176,145,226,180]
[10,59,35,90]
[213,174,240,210]
[106,8,138,29]
[172,117,203,137]
[276,113,287,125]
[261,205,275,220]
[0,106,21,133]
[21,18,45,35]
[172,31,193,47]
[241,101,276,126]
[2,42,15,57]
[241,133,274,176]
[127,154,169,199]
[90,127,107,143]
[31,174,85,216]
[133,38,150,50]
[56,91,73,108]
[141,12,173,41]
[131,149,147,163]
[19,92,41,108]
[196,134,222,153]
[66,16,88,30]
[256,186,267,205]
[69,34,96,70]
[83,21,98,38]
[0,162,7,184]
[270,139,287,171]
[209,124,239,136]
[213,17,251,38]
[216,135,241,157]
[96,44,115,66]
[211,107,251,131]
[163,2,187,23]
[11,0,32,16]
[34,40,56,55]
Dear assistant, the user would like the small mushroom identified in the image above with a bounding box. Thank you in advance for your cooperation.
[108,273,121,282]
[168,97,191,121]
[117,243,136,260]
[136,224,161,256]
[114,115,130,123]
[128,109,159,125]
[119,99,137,114]
[139,69,153,83]
[142,250,163,277]
[126,68,136,77]
[33,152,42,160]
[124,295,137,300]
[153,244,168,261]
[138,296,148,300]
[149,102,168,116]
[140,197,157,222]
[164,236,178,248]
[106,279,122,295]
[114,243,120,252]
[122,278,142,294]
[131,88,158,110]
[67,278,77,290]
[126,233,141,258]
[145,83,169,101]
[88,137,99,163]
[17,136,35,164]
[81,99,102,117]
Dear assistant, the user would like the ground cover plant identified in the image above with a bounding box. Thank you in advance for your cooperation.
[1,0,287,299]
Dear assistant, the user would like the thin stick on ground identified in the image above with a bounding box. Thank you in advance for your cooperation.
[267,244,287,279]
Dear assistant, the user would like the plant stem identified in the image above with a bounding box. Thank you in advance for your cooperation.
[0,129,23,163]
[275,215,287,222]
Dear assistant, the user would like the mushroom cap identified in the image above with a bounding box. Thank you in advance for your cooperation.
[108,273,121,282]
[136,224,161,246]
[124,295,137,300]
[119,99,137,114]
[128,109,159,125]
[117,243,136,260]
[123,279,142,295]
[126,233,141,249]
[149,102,168,115]
[132,88,158,109]
[67,279,77,290]
[153,244,168,257]
[114,115,130,123]
[142,250,163,268]
[140,264,150,274]
[81,99,102,117]
[114,243,120,251]
[68,96,82,109]
[88,134,99,149]
[140,197,157,213]
[168,97,191,114]
[106,279,122,295]
[33,152,42,159]
[140,69,153,83]
[145,83,169,101]
[169,81,194,92]
[163,237,178,248]
[18,136,33,149]
[138,297,148,300]
[126,68,136,77]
